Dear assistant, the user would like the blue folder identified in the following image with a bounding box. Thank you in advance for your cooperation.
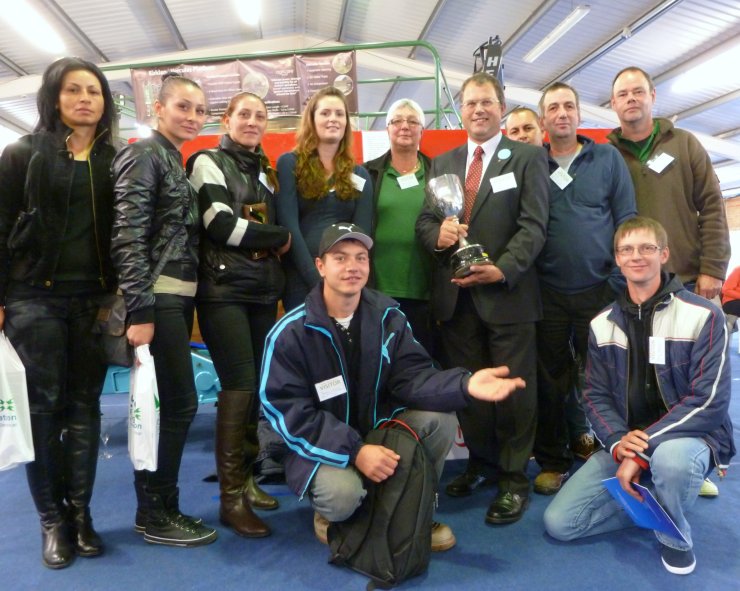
[602,477,688,543]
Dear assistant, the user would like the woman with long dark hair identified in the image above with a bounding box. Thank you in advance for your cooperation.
[276,86,373,310]
[111,73,217,548]
[0,57,117,569]
[187,91,290,537]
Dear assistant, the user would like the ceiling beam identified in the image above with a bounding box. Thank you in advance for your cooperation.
[408,0,450,60]
[373,0,451,130]
[0,112,33,135]
[38,0,108,62]
[0,52,27,76]
[153,0,187,51]
[501,0,559,53]
[670,88,740,122]
[336,0,351,42]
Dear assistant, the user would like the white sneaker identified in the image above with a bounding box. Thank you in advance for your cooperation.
[699,478,719,498]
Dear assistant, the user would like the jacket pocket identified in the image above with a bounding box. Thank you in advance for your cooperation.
[7,208,37,253]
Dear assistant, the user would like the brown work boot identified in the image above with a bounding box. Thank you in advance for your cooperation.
[314,512,329,545]
[534,470,569,495]
[431,521,456,552]
[571,433,599,460]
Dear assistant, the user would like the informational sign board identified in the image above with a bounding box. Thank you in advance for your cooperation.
[130,51,358,125]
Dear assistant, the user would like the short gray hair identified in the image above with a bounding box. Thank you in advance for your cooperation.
[385,98,425,127]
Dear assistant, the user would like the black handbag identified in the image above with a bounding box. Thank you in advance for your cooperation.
[92,292,133,367]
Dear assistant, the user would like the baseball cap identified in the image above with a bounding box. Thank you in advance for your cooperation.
[318,223,373,257]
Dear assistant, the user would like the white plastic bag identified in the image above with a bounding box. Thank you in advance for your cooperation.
[128,344,159,471]
[0,332,34,470]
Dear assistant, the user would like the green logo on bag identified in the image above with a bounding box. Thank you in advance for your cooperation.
[133,407,142,422]
[0,397,18,425]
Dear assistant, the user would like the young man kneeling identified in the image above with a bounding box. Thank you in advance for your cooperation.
[260,223,525,551]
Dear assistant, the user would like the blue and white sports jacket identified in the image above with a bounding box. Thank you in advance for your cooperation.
[259,284,470,497]
[584,276,735,472]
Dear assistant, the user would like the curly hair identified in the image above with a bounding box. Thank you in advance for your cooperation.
[294,86,356,201]
[223,91,279,192]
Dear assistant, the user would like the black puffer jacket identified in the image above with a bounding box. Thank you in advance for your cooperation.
[0,126,116,301]
[187,135,289,304]
[111,130,199,324]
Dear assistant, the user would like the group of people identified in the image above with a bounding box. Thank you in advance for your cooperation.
[0,54,733,579]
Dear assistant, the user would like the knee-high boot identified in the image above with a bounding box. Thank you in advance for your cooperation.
[244,417,279,510]
[26,413,75,569]
[64,401,103,557]
[216,390,270,537]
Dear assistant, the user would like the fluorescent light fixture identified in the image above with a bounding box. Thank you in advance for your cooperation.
[1,0,65,54]
[671,42,740,94]
[523,5,591,63]
[235,0,262,27]
[136,124,153,139]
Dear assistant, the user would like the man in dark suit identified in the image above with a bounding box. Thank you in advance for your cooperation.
[416,72,549,524]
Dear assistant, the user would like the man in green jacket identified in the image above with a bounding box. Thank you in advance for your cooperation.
[607,66,730,301]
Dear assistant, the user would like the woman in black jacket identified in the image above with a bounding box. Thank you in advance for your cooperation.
[188,92,290,538]
[111,74,217,548]
[0,57,117,569]
[187,92,290,538]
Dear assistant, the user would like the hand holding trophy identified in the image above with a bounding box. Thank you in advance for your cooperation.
[427,174,491,278]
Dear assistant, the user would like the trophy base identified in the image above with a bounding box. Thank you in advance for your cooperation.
[451,243,492,279]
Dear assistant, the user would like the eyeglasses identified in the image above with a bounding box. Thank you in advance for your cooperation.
[388,118,421,128]
[461,98,498,110]
[615,244,662,256]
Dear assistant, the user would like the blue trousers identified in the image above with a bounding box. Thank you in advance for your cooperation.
[543,439,710,550]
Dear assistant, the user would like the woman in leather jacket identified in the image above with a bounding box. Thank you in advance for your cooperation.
[0,57,116,569]
[187,92,290,538]
[111,74,217,548]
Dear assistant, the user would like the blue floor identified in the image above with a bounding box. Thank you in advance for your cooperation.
[2,342,740,590]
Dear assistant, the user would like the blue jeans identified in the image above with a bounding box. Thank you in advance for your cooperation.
[543,439,710,550]
[308,410,456,522]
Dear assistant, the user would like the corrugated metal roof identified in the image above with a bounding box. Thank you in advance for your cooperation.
[0,0,738,188]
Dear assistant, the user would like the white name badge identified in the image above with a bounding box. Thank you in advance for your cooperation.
[351,173,366,192]
[315,375,348,402]
[397,173,419,189]
[647,152,675,174]
[259,171,274,194]
[649,336,666,365]
[490,171,517,193]
[550,167,573,190]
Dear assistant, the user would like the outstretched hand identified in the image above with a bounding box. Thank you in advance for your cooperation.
[467,366,525,403]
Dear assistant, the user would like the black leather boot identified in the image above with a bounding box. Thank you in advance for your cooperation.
[26,413,74,569]
[216,390,270,537]
[64,402,103,557]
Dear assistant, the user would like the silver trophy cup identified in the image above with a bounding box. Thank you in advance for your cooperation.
[426,174,491,278]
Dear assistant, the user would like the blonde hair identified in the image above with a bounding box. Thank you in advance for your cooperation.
[294,87,357,201]
[614,216,668,251]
